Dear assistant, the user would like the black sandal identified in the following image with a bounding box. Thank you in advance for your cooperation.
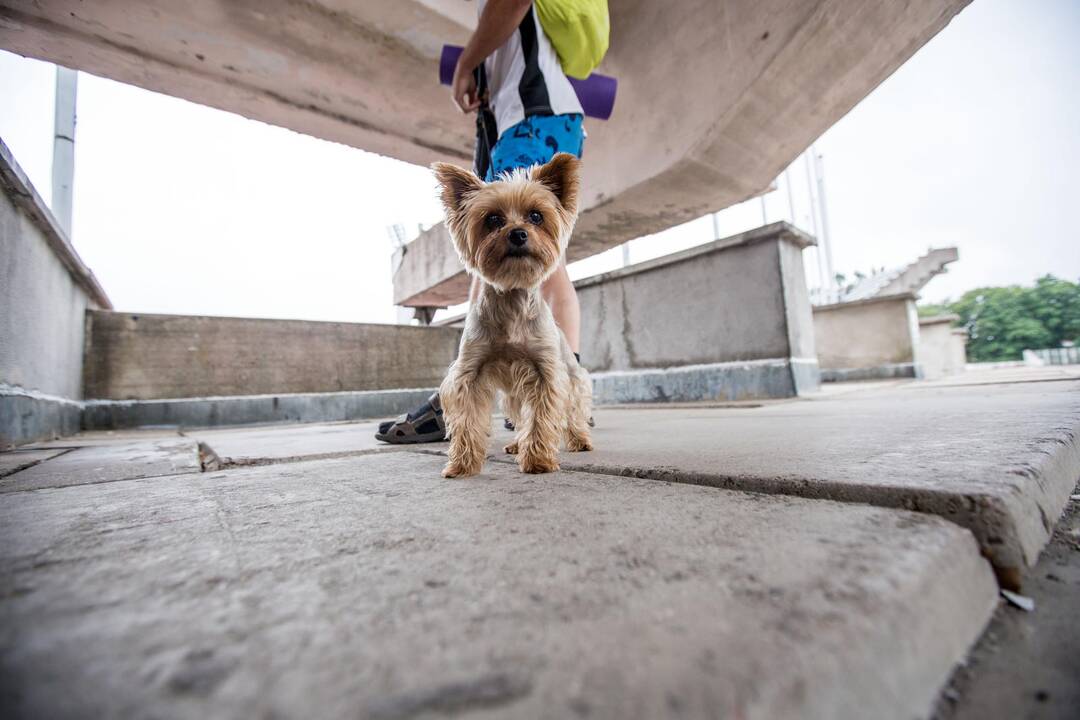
[375,393,447,444]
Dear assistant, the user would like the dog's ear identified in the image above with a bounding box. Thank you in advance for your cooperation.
[531,153,580,215]
[432,162,482,214]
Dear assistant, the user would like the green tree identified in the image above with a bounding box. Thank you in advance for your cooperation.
[920,275,1080,362]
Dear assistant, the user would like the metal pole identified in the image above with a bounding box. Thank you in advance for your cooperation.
[759,196,767,227]
[52,66,78,238]
[621,242,631,267]
[814,150,835,287]
[802,149,825,291]
[783,167,796,225]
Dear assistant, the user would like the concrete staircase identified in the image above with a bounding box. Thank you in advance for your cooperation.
[876,247,960,297]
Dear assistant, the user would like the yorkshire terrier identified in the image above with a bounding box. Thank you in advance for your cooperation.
[432,153,594,478]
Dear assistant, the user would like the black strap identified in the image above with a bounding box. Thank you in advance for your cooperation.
[473,63,498,180]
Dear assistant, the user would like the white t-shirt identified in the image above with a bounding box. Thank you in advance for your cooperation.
[477,0,584,137]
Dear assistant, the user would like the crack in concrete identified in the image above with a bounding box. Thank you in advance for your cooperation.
[0,447,77,478]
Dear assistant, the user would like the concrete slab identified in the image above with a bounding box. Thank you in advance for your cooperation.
[23,428,190,449]
[920,364,1080,387]
[0,452,995,720]
[935,492,1080,720]
[0,448,69,478]
[82,387,440,432]
[188,420,413,465]
[0,438,200,493]
[492,380,1080,576]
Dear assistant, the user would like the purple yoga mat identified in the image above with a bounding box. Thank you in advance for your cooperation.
[439,45,616,121]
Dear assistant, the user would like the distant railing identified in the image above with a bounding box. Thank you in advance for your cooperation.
[1028,347,1080,366]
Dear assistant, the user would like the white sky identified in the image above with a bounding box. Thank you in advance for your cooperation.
[1,0,1077,324]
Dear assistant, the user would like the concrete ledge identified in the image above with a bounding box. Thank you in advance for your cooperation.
[83,311,461,400]
[812,292,918,313]
[82,388,438,430]
[591,358,819,404]
[539,379,1080,578]
[574,222,816,292]
[0,451,996,719]
[577,223,820,402]
[813,293,921,377]
[0,137,111,309]
[0,388,82,448]
[820,363,920,383]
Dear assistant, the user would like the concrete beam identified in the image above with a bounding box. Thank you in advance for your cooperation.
[394,0,972,306]
[0,0,476,165]
[0,1,970,307]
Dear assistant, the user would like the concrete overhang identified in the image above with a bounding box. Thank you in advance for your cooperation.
[813,292,919,314]
[919,313,962,326]
[0,0,971,308]
[572,221,814,293]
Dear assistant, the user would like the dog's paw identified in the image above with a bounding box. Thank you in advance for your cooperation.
[442,461,480,478]
[519,453,560,474]
[567,435,593,452]
[503,441,519,455]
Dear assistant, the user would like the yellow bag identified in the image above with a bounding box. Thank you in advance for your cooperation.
[534,0,610,79]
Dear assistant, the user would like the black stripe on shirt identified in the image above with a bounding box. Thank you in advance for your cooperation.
[517,6,552,116]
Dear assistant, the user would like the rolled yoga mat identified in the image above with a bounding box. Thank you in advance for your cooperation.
[439,44,617,121]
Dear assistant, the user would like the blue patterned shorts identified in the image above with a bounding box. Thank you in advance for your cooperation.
[486,113,585,181]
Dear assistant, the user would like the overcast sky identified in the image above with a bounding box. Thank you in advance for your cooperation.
[1,0,1077,324]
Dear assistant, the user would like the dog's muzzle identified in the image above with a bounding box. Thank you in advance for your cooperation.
[506,227,530,257]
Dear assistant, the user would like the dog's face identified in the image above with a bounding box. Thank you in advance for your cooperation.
[432,153,580,290]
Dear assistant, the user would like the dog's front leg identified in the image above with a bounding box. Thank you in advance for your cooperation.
[514,362,565,474]
[440,370,494,478]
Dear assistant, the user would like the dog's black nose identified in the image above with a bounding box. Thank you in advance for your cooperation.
[508,228,528,247]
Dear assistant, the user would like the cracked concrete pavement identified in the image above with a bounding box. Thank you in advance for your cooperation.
[1,369,1078,719]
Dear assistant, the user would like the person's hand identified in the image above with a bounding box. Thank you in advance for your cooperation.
[451,61,481,113]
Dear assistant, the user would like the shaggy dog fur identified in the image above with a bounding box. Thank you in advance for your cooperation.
[433,153,593,478]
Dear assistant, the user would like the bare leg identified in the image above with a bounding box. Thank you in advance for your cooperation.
[566,366,593,452]
[501,393,523,455]
[541,260,580,354]
[469,274,482,304]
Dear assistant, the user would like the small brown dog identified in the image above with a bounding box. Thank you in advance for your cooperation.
[432,153,593,478]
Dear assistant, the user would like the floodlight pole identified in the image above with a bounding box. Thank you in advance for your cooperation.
[52,66,78,238]
[813,150,835,287]
[802,149,825,291]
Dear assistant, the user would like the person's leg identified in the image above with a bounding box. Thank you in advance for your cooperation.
[379,114,586,443]
[469,274,482,304]
[541,260,580,354]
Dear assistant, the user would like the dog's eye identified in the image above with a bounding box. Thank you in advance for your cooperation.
[527,210,543,225]
[484,213,504,230]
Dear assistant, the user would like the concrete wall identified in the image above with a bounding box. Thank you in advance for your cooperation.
[919,315,967,380]
[83,311,462,401]
[577,223,820,401]
[0,138,110,447]
[813,294,921,381]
